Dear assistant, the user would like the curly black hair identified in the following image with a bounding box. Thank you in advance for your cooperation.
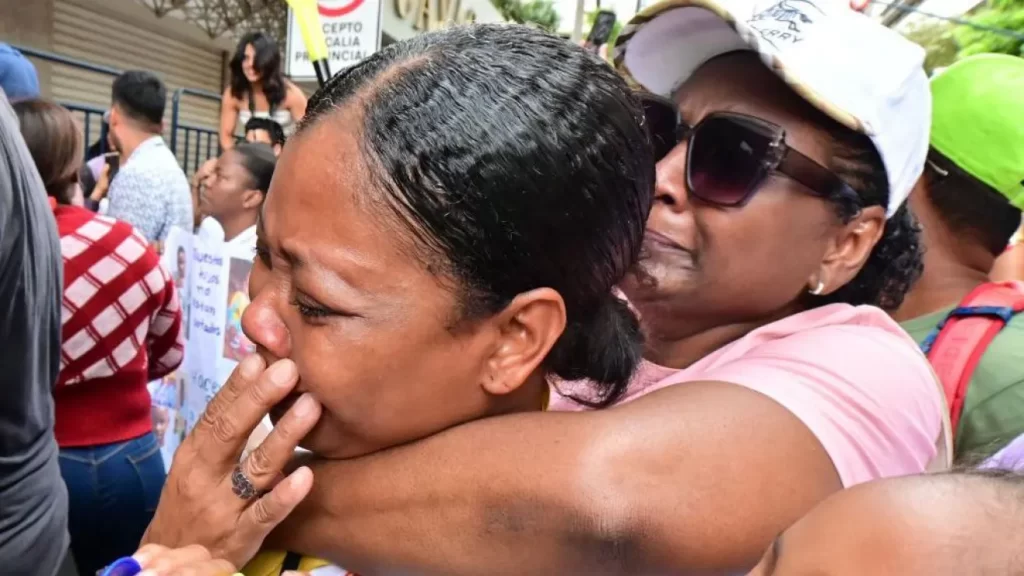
[803,126,924,312]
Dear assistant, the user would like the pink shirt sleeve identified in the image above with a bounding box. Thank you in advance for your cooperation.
[696,324,944,487]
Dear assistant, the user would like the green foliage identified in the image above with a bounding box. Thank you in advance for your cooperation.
[904,21,959,74]
[490,0,560,31]
[955,0,1024,57]
[903,0,1024,72]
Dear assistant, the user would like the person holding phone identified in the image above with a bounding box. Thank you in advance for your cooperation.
[583,10,617,58]
[81,152,119,210]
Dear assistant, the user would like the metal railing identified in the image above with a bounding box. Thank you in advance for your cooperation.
[14,44,223,172]
[64,103,111,156]
[170,87,223,174]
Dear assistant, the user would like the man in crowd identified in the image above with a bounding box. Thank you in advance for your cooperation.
[895,54,1024,460]
[104,70,192,242]
[244,117,286,156]
[0,89,74,576]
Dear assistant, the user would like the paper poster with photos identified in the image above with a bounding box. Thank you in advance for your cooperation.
[149,226,258,467]
[149,227,193,469]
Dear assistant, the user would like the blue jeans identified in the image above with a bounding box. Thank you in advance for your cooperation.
[59,432,166,576]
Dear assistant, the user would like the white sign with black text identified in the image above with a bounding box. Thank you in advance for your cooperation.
[287,0,384,80]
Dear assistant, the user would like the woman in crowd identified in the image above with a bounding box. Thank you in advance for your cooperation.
[148,22,652,573]
[199,141,276,248]
[14,99,185,576]
[219,32,306,151]
[143,5,949,574]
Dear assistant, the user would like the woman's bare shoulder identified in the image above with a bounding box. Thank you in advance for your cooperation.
[222,87,242,109]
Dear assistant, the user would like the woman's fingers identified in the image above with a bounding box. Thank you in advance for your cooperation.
[133,543,172,566]
[191,356,300,467]
[141,357,309,566]
[195,355,264,430]
[133,543,236,576]
[240,393,321,490]
[241,466,314,537]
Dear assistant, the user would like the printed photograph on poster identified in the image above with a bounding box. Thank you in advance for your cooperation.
[223,257,256,361]
[147,368,188,470]
[150,370,181,409]
[172,244,190,338]
[171,370,188,447]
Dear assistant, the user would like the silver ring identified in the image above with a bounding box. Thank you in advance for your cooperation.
[231,464,261,501]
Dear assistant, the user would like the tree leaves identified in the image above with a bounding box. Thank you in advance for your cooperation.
[490,0,560,31]
[903,0,1024,73]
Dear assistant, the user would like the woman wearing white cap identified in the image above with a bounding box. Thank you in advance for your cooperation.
[140,2,950,574]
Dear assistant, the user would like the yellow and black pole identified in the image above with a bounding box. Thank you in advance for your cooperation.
[287,0,332,86]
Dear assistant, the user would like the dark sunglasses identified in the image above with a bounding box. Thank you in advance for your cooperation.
[640,93,861,208]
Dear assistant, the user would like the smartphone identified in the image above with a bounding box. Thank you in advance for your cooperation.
[586,11,617,51]
[105,152,120,180]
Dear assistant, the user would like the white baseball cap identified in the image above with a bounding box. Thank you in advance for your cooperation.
[615,0,931,217]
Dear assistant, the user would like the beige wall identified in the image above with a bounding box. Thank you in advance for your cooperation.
[0,0,232,172]
[0,0,56,94]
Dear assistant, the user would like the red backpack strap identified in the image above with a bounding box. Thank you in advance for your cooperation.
[922,281,1024,433]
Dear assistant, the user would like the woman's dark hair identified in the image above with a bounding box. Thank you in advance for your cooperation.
[804,124,924,312]
[298,24,655,407]
[923,148,1021,256]
[230,32,286,109]
[13,99,83,204]
[230,142,276,195]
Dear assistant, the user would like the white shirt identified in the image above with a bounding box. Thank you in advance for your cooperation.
[225,224,257,254]
[107,136,193,242]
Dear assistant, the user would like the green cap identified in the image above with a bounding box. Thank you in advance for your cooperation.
[930,54,1024,209]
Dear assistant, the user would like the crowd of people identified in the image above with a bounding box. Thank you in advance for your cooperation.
[1,0,1023,574]
[0,30,287,576]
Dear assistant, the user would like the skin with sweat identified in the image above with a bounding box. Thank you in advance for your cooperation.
[245,108,558,460]
[250,52,887,574]
[747,475,1024,576]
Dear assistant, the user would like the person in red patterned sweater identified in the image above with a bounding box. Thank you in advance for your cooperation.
[14,99,185,576]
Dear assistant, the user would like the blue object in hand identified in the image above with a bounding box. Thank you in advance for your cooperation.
[97,557,142,576]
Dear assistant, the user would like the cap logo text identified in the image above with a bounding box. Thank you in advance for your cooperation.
[748,0,823,49]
